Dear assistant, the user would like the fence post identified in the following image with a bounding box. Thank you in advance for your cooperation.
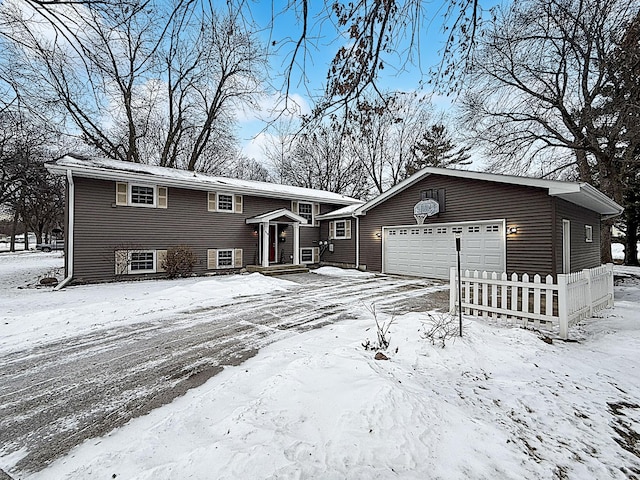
[557,274,569,340]
[607,263,614,307]
[584,268,593,318]
[450,267,457,314]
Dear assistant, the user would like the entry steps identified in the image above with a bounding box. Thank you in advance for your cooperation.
[246,264,310,276]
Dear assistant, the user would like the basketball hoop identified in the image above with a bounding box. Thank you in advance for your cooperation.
[413,199,439,224]
[414,214,428,225]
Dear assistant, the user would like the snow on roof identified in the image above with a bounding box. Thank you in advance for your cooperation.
[316,203,362,220]
[47,155,363,205]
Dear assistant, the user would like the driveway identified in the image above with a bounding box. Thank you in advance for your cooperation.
[0,271,448,477]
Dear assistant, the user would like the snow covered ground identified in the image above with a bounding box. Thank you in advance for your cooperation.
[1,254,640,479]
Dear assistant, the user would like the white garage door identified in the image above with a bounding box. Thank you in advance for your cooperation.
[383,220,505,279]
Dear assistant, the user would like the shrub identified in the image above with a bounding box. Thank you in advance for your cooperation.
[163,245,197,278]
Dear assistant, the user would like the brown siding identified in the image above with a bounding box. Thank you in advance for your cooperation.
[72,178,325,283]
[358,174,556,276]
[554,198,602,272]
[320,218,357,266]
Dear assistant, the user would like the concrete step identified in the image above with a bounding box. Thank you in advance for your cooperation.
[246,264,310,276]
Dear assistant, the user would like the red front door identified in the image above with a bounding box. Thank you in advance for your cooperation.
[269,225,277,263]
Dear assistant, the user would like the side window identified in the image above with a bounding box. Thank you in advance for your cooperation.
[298,202,313,225]
[207,192,242,213]
[217,194,233,211]
[207,248,243,269]
[331,220,352,240]
[116,182,167,208]
[585,225,593,243]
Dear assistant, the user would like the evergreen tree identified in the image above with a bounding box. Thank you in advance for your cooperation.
[405,124,471,177]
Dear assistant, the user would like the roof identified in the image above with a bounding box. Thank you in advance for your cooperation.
[245,209,307,224]
[46,155,363,206]
[317,166,623,219]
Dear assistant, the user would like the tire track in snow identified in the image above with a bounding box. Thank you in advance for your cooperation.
[0,273,446,476]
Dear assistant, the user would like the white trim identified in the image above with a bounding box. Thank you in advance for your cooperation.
[585,225,593,243]
[300,247,314,264]
[55,170,74,290]
[128,250,157,274]
[563,219,571,273]
[216,249,234,269]
[216,192,235,213]
[129,184,157,208]
[297,201,315,227]
[47,156,361,206]
[332,219,351,239]
[317,167,623,219]
[245,208,307,225]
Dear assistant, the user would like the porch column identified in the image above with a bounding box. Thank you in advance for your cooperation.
[293,222,300,265]
[262,222,269,267]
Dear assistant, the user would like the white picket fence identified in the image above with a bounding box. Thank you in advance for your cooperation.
[449,264,614,339]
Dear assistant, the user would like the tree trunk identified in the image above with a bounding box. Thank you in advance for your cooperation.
[601,219,614,264]
[10,210,18,253]
[625,209,639,266]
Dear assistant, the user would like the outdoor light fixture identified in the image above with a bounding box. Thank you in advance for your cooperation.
[376,232,382,238]
[508,226,518,235]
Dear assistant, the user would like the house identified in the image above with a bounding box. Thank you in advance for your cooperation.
[46,155,363,285]
[47,156,623,286]
[317,167,623,279]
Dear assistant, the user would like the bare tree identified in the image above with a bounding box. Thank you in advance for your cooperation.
[347,92,431,194]
[460,0,639,262]
[268,119,370,199]
[0,0,265,172]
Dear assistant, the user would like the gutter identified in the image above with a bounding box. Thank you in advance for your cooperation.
[55,170,74,290]
[353,214,360,269]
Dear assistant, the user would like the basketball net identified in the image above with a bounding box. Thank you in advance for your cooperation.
[414,214,428,225]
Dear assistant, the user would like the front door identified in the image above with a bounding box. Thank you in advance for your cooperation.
[269,224,277,263]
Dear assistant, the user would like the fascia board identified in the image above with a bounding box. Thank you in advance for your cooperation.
[47,162,359,206]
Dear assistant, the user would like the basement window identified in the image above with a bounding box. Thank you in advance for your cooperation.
[129,251,155,273]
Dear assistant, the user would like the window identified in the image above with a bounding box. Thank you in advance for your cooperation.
[208,192,243,213]
[130,251,155,272]
[389,230,397,235]
[411,229,420,235]
[399,229,408,235]
[300,247,319,264]
[298,202,313,224]
[451,227,463,233]
[423,228,433,234]
[217,249,233,267]
[116,182,166,208]
[421,188,446,213]
[207,248,242,269]
[585,225,593,243]
[131,185,155,205]
[217,194,233,211]
[329,220,351,239]
[486,225,499,232]
[436,227,447,234]
[115,249,162,275]
[468,226,480,233]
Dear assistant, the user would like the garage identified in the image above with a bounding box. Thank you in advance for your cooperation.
[383,220,506,279]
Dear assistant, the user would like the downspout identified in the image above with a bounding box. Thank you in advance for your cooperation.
[55,170,74,290]
[353,214,360,269]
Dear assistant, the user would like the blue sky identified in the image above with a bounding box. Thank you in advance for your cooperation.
[236,1,469,162]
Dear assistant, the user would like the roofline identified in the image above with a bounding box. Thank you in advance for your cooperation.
[46,157,361,206]
[245,208,308,224]
[347,167,623,217]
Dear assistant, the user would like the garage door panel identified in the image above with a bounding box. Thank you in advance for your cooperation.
[384,221,505,279]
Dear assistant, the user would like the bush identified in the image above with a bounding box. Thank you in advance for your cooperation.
[163,245,197,278]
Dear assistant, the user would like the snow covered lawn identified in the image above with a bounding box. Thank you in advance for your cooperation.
[1,253,639,479]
